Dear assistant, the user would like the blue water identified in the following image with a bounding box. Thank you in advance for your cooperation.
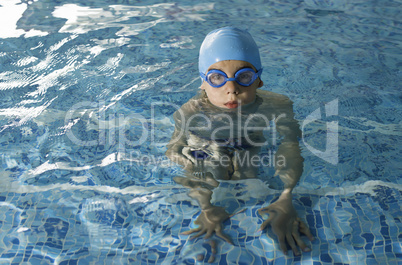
[0,0,401,264]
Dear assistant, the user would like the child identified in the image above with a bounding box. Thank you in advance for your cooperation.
[166,27,314,256]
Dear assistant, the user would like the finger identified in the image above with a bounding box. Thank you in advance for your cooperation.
[299,221,315,241]
[257,206,271,215]
[294,236,310,253]
[209,240,217,254]
[204,229,213,239]
[229,208,246,217]
[292,221,311,252]
[190,229,207,239]
[181,227,201,235]
[258,214,274,232]
[286,232,300,256]
[277,235,288,255]
[216,230,233,245]
[214,225,233,244]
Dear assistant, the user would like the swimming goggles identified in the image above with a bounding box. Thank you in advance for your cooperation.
[200,68,262,88]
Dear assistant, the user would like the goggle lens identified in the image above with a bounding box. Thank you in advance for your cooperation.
[208,72,226,86]
[236,70,254,85]
[201,68,262,88]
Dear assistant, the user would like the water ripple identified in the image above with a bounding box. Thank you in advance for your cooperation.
[52,3,214,36]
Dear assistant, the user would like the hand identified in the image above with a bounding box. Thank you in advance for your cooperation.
[258,192,314,256]
[181,205,233,244]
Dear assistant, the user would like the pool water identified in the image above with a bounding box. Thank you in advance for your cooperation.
[0,0,401,264]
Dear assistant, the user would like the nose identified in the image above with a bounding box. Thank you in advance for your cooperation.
[225,80,239,94]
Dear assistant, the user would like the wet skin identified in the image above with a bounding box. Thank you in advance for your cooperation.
[200,60,264,109]
[166,60,314,260]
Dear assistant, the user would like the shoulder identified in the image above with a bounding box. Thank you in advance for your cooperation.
[173,93,204,120]
[257,89,291,100]
[256,89,294,106]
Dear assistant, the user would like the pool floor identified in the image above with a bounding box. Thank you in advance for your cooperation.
[0,178,400,264]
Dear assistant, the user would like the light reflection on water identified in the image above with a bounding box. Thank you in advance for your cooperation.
[0,0,401,264]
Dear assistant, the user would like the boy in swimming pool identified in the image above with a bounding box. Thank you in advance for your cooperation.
[165,27,314,256]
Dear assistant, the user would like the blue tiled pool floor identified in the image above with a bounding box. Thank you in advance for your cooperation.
[0,0,401,263]
[0,180,400,264]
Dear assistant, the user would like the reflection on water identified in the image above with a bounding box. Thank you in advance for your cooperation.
[2,0,214,38]
[0,0,401,263]
[53,3,214,36]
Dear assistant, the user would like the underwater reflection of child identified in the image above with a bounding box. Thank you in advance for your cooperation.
[166,27,314,257]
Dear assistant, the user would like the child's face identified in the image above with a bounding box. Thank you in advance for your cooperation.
[201,60,263,109]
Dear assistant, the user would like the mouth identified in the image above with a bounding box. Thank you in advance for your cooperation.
[224,101,239,109]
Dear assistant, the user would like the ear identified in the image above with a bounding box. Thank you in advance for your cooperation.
[258,79,264,88]
[200,81,206,90]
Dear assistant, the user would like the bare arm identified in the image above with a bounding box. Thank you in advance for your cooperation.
[165,110,197,171]
[259,96,313,256]
[166,110,234,244]
[273,97,304,191]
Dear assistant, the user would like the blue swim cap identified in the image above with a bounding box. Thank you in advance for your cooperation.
[199,27,262,74]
